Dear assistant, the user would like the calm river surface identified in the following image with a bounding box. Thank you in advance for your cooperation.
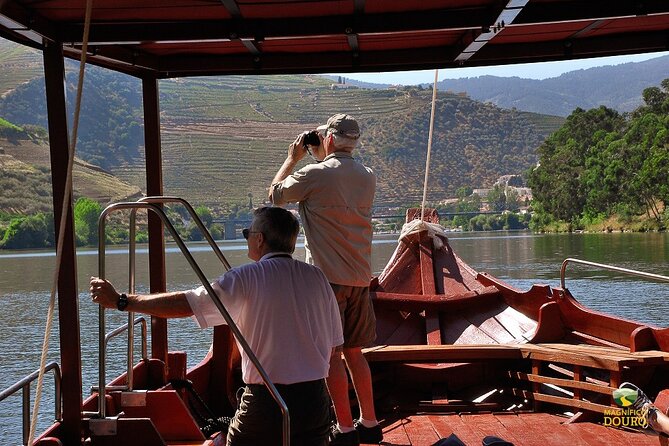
[1,231,668,443]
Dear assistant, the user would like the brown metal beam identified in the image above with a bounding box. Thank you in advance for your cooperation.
[516,0,669,24]
[142,77,169,366]
[146,27,668,77]
[43,39,82,446]
[57,8,495,44]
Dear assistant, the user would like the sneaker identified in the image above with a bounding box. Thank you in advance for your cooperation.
[329,425,360,446]
[354,420,383,444]
[618,382,660,431]
[618,382,652,410]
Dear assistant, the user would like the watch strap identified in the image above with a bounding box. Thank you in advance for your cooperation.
[117,293,129,311]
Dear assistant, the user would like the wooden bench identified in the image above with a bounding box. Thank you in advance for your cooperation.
[364,343,669,414]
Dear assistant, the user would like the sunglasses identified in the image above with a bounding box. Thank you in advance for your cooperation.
[242,228,261,240]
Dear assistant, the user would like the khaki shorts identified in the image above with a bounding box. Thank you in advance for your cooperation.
[330,284,376,348]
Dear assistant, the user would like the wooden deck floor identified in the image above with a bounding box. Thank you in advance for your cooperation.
[369,412,661,446]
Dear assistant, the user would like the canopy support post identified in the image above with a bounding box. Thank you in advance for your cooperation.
[43,39,83,445]
[142,76,169,368]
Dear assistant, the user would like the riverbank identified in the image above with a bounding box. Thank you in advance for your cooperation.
[534,212,668,233]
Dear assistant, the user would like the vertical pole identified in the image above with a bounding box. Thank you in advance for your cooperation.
[142,77,168,366]
[43,40,83,445]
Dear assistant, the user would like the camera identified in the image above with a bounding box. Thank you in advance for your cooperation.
[302,130,321,148]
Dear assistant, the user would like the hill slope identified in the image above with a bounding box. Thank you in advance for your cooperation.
[0,122,141,214]
[435,55,669,116]
[0,38,563,212]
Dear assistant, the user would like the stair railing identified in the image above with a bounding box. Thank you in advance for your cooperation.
[95,201,289,445]
[0,362,61,446]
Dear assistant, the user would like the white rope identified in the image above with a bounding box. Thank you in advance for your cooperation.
[28,1,93,444]
[420,69,439,221]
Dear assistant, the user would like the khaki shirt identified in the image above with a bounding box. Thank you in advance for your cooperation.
[271,152,376,287]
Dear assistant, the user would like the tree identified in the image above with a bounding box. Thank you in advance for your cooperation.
[0,213,51,249]
[528,106,625,222]
[195,205,213,228]
[74,197,103,246]
[487,185,506,212]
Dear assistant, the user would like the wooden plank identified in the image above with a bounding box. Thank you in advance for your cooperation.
[363,344,524,363]
[520,345,627,370]
[402,413,441,444]
[440,313,498,344]
[467,306,517,344]
[371,287,500,312]
[507,371,614,395]
[492,306,537,340]
[531,393,613,414]
[519,413,590,445]
[460,413,523,445]
[492,412,553,446]
[377,417,411,445]
[428,414,482,445]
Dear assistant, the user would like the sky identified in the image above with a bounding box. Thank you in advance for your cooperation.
[330,51,669,85]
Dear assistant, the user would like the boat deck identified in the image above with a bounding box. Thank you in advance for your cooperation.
[374,412,660,445]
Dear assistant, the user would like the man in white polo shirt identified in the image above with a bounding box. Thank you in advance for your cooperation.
[90,206,343,446]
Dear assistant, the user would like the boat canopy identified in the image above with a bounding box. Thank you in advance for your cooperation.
[1,0,668,78]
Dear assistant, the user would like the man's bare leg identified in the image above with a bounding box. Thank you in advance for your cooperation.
[343,347,376,421]
[327,350,354,428]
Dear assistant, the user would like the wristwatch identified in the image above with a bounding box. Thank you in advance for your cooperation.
[117,293,129,311]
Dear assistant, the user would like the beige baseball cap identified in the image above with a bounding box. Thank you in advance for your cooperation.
[317,113,360,139]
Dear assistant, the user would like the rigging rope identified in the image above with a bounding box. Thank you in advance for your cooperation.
[28,1,93,444]
[420,69,439,221]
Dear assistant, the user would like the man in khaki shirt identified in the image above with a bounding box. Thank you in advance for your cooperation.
[269,114,381,445]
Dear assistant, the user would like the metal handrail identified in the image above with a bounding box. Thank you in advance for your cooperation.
[560,258,669,289]
[97,201,290,445]
[104,317,149,362]
[0,362,61,446]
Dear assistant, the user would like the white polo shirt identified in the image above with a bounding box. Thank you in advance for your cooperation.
[185,252,343,385]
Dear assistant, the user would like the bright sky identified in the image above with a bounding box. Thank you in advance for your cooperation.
[330,51,669,85]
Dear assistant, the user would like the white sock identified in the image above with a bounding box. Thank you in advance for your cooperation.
[358,418,379,428]
[337,424,355,433]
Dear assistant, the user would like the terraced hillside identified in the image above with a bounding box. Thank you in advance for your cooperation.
[0,41,563,212]
[0,39,42,97]
[148,80,560,210]
[0,122,141,214]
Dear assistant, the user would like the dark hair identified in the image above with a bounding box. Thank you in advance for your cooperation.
[252,206,300,253]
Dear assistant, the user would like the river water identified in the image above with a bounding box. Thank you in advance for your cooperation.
[1,231,668,443]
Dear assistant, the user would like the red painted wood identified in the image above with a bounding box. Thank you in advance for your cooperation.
[402,414,441,445]
[429,414,482,445]
[655,389,669,414]
[554,288,646,347]
[34,437,63,446]
[518,413,589,445]
[630,325,659,352]
[43,40,83,446]
[461,413,524,445]
[528,302,566,343]
[89,418,165,446]
[119,390,205,441]
[142,77,169,369]
[371,288,500,312]
[376,417,411,445]
[374,309,425,345]
[492,413,551,446]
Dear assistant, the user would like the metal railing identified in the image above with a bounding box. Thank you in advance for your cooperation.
[90,317,149,394]
[0,362,61,446]
[560,258,669,289]
[96,200,290,445]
